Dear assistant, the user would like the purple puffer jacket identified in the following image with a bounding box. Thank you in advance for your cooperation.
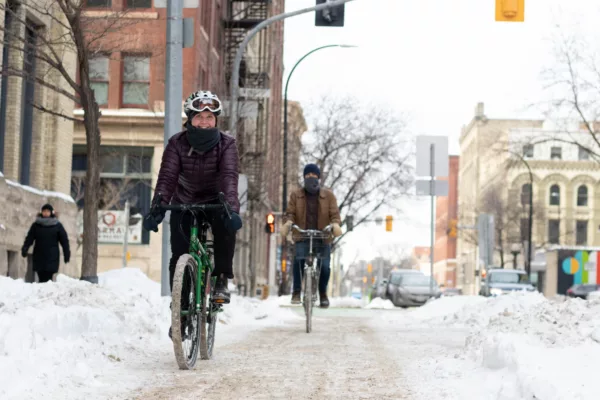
[154,130,240,213]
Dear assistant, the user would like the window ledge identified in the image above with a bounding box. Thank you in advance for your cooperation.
[83,10,159,20]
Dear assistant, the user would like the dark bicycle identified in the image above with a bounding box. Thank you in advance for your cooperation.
[153,192,233,369]
[291,224,332,333]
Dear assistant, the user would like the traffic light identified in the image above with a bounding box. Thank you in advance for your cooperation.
[385,215,393,232]
[495,0,524,22]
[367,264,372,274]
[448,219,458,238]
[265,213,275,234]
[315,0,345,27]
[362,276,367,284]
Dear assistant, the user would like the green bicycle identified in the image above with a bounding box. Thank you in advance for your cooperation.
[154,192,232,369]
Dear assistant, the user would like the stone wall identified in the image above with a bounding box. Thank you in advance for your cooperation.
[0,174,79,279]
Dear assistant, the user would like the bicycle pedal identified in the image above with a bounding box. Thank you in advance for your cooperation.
[214,299,226,304]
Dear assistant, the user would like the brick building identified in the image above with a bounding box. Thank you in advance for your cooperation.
[433,156,459,287]
[0,0,79,279]
[72,1,286,293]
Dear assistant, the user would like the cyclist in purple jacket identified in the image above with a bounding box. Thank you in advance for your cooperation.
[143,91,242,306]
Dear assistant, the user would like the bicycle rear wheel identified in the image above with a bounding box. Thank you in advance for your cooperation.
[200,273,219,360]
[171,254,200,370]
[303,266,312,333]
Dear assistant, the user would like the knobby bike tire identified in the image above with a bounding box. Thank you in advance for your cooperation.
[171,254,200,370]
[200,272,218,360]
[304,267,312,333]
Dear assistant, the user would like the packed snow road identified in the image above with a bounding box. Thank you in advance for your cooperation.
[136,308,466,400]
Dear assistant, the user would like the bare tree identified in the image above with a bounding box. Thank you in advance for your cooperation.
[539,30,600,160]
[0,1,157,281]
[302,95,413,246]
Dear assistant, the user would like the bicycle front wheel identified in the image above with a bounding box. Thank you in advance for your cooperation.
[171,254,200,370]
[303,267,312,333]
[200,273,219,360]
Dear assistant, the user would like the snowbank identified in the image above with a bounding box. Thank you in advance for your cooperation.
[5,179,75,203]
[391,292,600,399]
[364,298,395,309]
[0,268,299,400]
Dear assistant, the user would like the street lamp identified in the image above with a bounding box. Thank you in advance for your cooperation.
[282,44,357,214]
[510,243,520,269]
[279,44,356,295]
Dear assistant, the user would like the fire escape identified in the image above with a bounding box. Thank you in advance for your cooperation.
[225,0,272,296]
[225,0,271,204]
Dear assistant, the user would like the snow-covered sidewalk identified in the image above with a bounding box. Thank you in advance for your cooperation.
[374,292,600,399]
[0,268,299,400]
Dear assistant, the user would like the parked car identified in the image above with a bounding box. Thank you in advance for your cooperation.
[479,268,535,297]
[385,269,424,300]
[371,279,388,299]
[441,288,463,297]
[566,284,600,299]
[389,274,441,307]
[351,287,362,300]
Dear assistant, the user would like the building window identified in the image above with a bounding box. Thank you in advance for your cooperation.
[551,147,562,160]
[548,219,560,244]
[89,56,109,106]
[520,183,532,206]
[549,184,560,206]
[577,185,589,207]
[126,0,151,8]
[122,56,150,106]
[71,145,154,244]
[523,144,534,158]
[20,24,38,186]
[578,147,590,161]
[86,0,111,7]
[576,220,588,246]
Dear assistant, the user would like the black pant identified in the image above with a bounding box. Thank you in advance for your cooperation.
[37,271,54,283]
[169,210,236,291]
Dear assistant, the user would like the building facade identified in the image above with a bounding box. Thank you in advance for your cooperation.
[433,156,459,287]
[72,1,287,294]
[457,103,600,294]
[0,0,79,279]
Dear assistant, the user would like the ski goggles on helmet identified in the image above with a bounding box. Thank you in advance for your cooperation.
[189,97,222,114]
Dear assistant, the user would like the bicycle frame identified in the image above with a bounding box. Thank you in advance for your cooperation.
[186,214,215,315]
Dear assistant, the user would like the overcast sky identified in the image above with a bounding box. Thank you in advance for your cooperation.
[282,0,600,266]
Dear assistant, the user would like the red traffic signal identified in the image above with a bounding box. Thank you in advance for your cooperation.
[265,213,275,234]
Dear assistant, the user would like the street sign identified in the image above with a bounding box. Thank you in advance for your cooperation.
[238,174,248,214]
[416,180,448,196]
[478,214,495,267]
[416,135,449,177]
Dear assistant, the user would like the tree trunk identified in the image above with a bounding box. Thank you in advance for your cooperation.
[77,56,101,283]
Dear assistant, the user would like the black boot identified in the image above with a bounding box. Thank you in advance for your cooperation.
[291,291,301,304]
[319,292,330,308]
[213,274,231,304]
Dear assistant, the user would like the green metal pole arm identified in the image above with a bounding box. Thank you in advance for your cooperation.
[284,44,342,99]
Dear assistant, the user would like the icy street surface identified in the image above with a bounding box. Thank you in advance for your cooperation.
[3,268,600,400]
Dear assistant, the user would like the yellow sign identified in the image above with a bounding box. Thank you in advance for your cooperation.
[126,251,131,262]
[385,215,393,232]
[282,259,287,272]
[495,0,524,22]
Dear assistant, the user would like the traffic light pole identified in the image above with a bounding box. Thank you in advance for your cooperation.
[227,0,358,139]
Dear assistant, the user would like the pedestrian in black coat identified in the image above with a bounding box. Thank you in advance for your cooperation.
[21,204,71,283]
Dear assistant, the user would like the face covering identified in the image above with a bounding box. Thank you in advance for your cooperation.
[185,121,220,153]
[304,177,320,195]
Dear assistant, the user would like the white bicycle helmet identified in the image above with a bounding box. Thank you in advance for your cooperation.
[184,90,222,117]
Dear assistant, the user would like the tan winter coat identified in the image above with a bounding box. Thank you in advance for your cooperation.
[284,187,341,243]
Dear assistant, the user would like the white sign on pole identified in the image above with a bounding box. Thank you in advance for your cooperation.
[416,180,449,196]
[416,135,449,177]
[78,210,143,244]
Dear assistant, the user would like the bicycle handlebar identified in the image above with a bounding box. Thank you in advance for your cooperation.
[153,192,233,219]
[291,224,332,237]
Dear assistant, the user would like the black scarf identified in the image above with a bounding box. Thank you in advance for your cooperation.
[185,122,221,153]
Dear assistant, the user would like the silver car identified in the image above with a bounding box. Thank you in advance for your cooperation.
[389,274,441,307]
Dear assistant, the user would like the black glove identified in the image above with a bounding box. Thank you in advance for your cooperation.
[64,257,70,264]
[143,210,165,233]
[222,212,243,234]
[21,248,28,258]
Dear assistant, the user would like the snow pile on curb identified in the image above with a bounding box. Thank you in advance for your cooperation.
[0,268,298,399]
[400,292,600,399]
[364,298,395,309]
